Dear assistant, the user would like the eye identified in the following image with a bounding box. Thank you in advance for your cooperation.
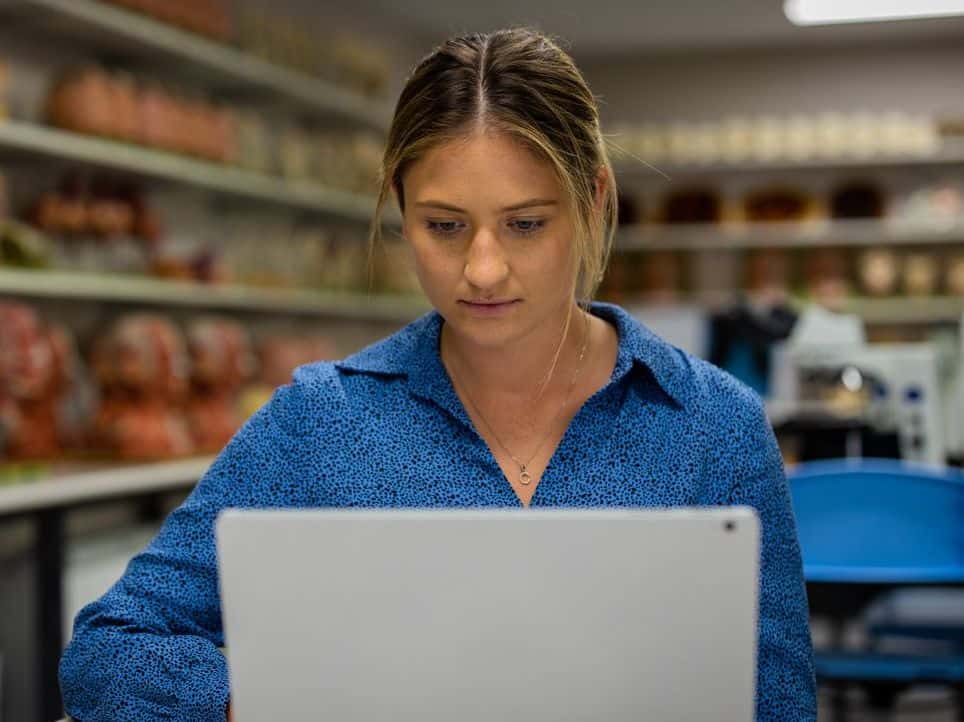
[508,218,546,236]
[425,220,465,237]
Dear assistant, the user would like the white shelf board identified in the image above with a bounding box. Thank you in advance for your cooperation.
[0,121,390,223]
[614,143,964,179]
[0,267,430,321]
[616,219,964,252]
[0,0,391,130]
[0,456,215,516]
[839,296,964,325]
[616,296,964,325]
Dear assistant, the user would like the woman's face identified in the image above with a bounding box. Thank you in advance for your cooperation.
[401,131,576,350]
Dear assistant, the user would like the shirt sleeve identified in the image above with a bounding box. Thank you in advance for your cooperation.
[727,397,818,722]
[59,385,300,722]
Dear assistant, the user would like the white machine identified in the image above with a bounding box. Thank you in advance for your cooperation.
[217,508,760,722]
[940,312,964,460]
[769,305,947,465]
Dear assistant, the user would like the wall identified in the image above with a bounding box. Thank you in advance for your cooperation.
[580,40,964,124]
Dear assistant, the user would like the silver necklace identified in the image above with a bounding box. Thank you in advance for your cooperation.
[447,312,590,486]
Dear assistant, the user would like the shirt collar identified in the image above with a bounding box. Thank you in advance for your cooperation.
[335,302,686,409]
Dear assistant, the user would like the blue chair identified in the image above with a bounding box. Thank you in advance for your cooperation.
[788,458,964,721]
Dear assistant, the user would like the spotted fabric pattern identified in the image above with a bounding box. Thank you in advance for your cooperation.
[60,302,816,721]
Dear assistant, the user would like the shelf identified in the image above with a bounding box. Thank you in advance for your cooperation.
[620,296,964,325]
[613,143,964,179]
[0,267,430,321]
[2,269,953,324]
[0,121,395,223]
[616,219,964,252]
[0,0,391,131]
[837,296,964,325]
[0,456,214,517]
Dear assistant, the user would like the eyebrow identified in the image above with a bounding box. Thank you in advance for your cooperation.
[414,199,559,213]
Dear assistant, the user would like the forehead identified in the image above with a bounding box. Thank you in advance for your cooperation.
[403,131,561,207]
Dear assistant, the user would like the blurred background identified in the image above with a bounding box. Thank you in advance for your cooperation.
[0,1,962,720]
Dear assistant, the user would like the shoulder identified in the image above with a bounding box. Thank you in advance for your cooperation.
[609,309,781,503]
[685,354,765,422]
[601,302,764,421]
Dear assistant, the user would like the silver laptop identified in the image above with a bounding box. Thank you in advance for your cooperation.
[217,508,759,722]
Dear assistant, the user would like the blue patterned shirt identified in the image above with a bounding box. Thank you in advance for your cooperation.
[60,302,816,721]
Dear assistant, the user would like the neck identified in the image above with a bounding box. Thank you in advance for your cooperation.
[440,302,590,399]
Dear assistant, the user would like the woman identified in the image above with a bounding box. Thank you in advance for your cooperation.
[60,28,816,721]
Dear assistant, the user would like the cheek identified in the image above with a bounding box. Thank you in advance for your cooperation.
[531,233,576,279]
[407,237,460,288]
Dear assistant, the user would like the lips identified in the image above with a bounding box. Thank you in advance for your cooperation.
[461,299,518,306]
[458,299,521,316]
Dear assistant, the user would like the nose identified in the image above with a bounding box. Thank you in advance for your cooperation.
[463,228,510,291]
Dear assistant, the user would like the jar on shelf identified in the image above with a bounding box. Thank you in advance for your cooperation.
[947,253,964,296]
[903,252,940,296]
[108,72,140,143]
[47,66,115,138]
[0,60,9,121]
[640,250,684,303]
[805,248,851,307]
[857,248,900,297]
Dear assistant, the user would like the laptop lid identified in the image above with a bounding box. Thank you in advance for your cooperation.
[217,507,759,722]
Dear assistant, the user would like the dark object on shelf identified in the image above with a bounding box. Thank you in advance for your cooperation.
[88,177,135,238]
[616,192,640,226]
[100,0,234,42]
[29,174,162,244]
[744,186,810,223]
[31,173,88,236]
[598,252,640,302]
[709,300,798,396]
[662,188,720,224]
[831,182,885,219]
[640,251,683,302]
[745,249,792,303]
[805,248,852,306]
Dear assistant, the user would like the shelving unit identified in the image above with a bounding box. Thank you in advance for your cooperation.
[0,121,394,223]
[0,454,216,722]
[612,144,964,326]
[616,219,964,252]
[0,267,429,321]
[0,0,392,130]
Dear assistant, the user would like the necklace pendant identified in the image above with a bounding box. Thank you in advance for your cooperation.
[519,466,532,486]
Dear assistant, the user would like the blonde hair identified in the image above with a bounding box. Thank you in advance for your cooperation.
[369,28,618,308]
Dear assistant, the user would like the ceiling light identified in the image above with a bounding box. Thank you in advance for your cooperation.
[785,0,964,25]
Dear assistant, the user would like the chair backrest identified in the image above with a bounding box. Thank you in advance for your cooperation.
[787,459,964,584]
